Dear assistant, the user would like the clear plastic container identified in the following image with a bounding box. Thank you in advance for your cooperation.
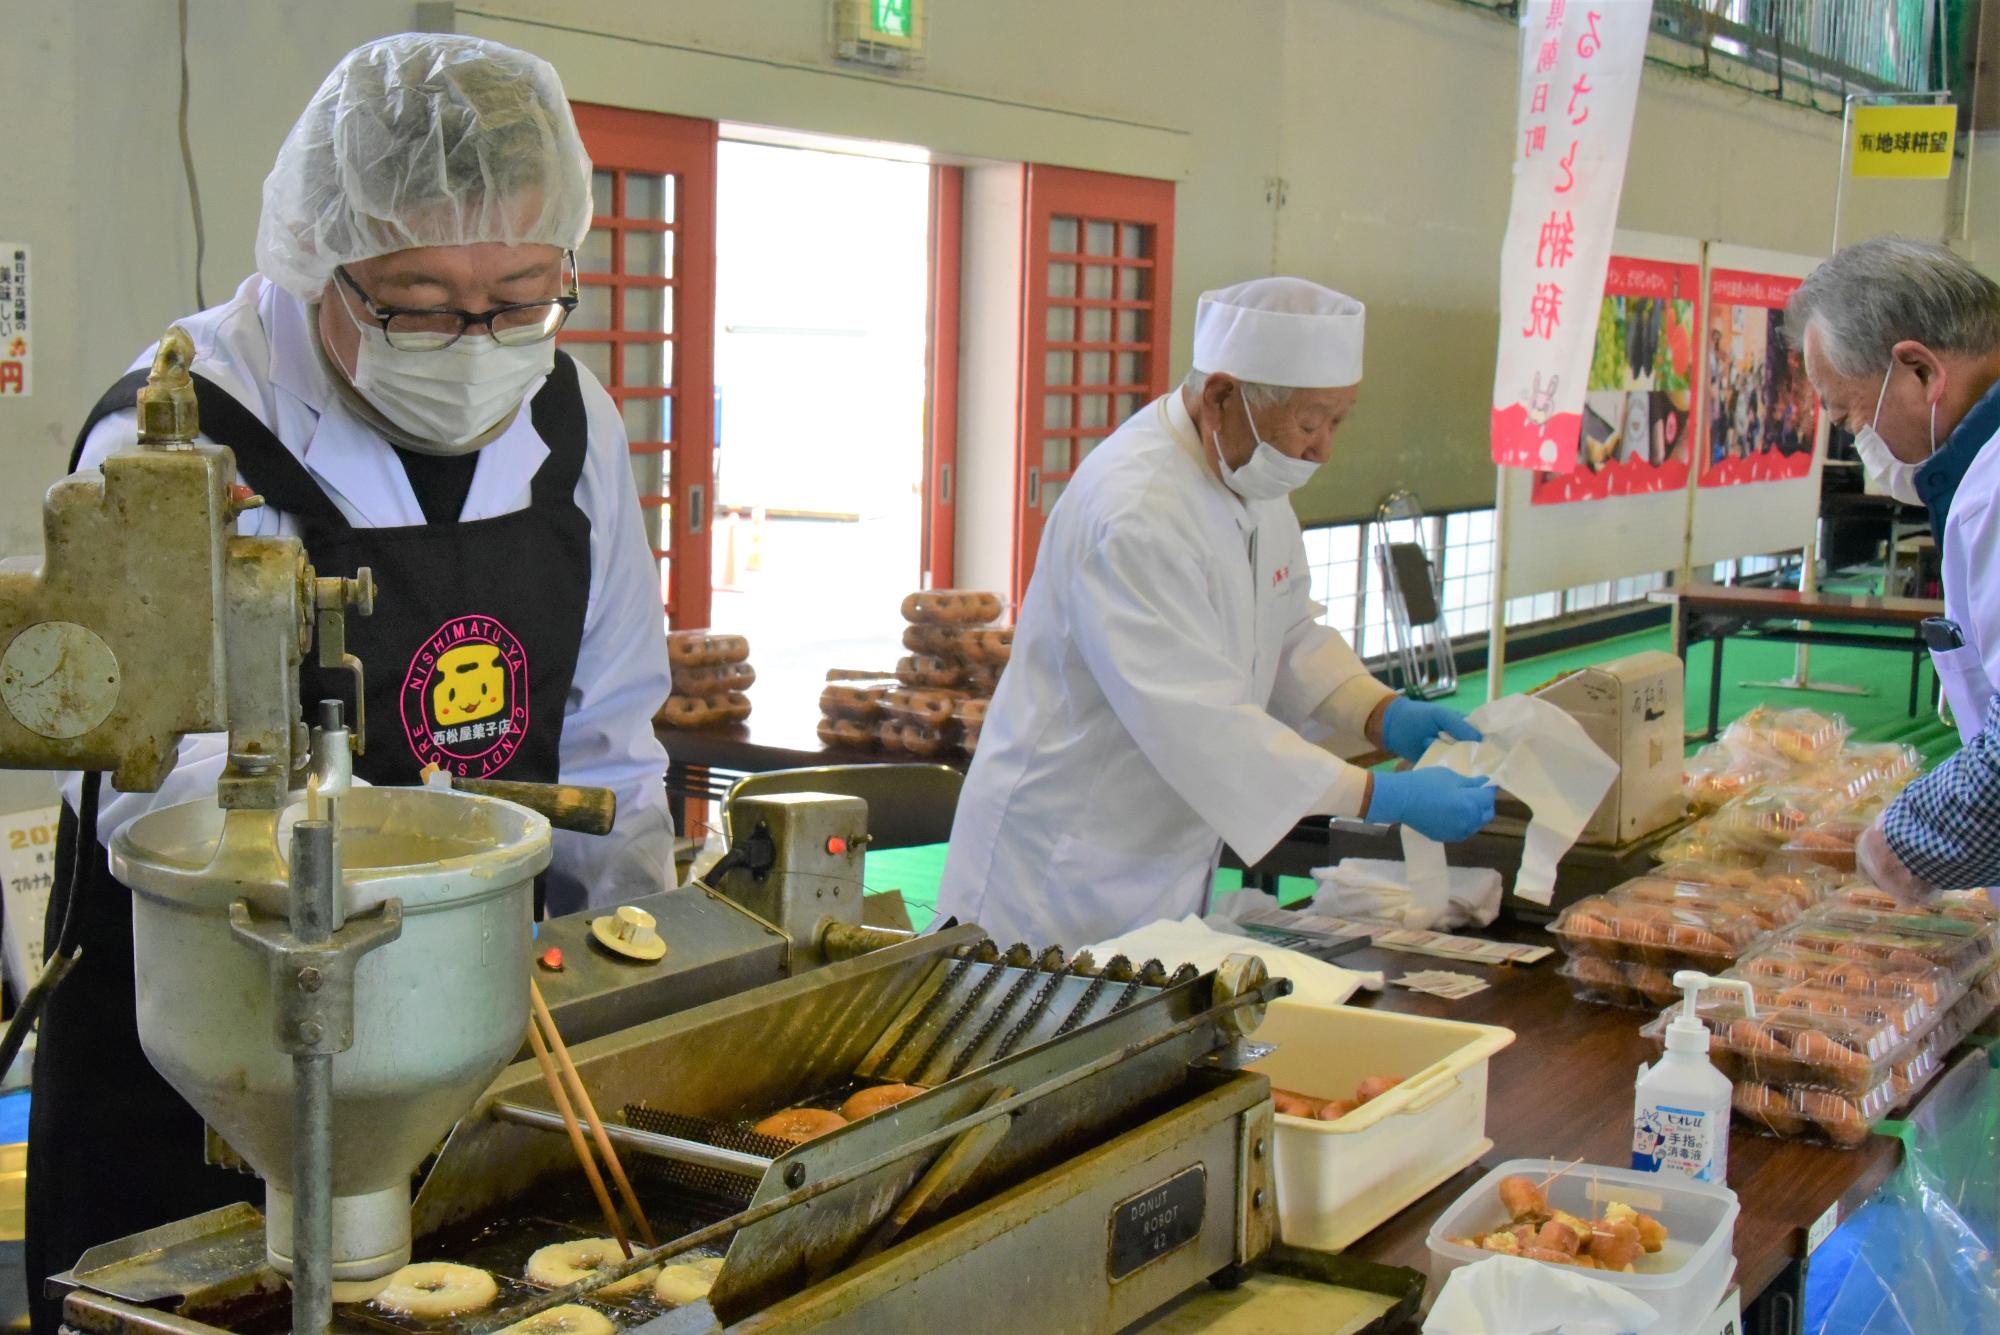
[1683,743,1785,814]
[1732,938,1957,1016]
[1654,820,1770,870]
[1641,999,1921,1096]
[881,686,967,729]
[819,677,896,722]
[1426,1159,1739,1335]
[1732,1075,1898,1147]
[1783,911,1998,983]
[1721,705,1851,768]
[1708,785,1833,851]
[900,588,1004,626]
[1820,741,1922,802]
[1559,955,1682,1010]
[1552,889,1770,972]
[1649,860,1836,912]
[1611,876,1804,931]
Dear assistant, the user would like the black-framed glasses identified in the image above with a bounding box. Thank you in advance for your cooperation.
[335,253,580,351]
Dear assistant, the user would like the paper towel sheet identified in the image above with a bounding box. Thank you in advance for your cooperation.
[1306,857,1503,931]
[1413,694,1620,906]
[1089,914,1384,1006]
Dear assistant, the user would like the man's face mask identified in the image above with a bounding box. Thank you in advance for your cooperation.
[1214,393,1320,501]
[1853,361,1937,507]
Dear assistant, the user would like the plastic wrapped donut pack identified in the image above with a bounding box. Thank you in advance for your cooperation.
[656,631,755,728]
[815,590,1012,756]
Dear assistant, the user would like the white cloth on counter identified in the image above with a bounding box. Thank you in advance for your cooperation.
[1409,694,1620,906]
[1306,857,1503,931]
[1424,1255,1659,1335]
[1088,914,1384,1008]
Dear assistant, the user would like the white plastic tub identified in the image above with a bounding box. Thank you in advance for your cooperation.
[1426,1159,1740,1335]
[1254,999,1514,1250]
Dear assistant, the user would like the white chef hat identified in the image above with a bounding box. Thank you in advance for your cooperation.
[255,34,592,301]
[1192,277,1366,388]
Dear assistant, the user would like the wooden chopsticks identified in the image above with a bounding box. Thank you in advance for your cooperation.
[525,979,657,1255]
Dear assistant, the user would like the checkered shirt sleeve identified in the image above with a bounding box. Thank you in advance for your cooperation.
[1882,692,2000,890]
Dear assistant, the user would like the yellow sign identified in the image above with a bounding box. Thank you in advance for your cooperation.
[1852,104,1957,179]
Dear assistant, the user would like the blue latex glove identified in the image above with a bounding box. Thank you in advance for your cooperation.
[1366,768,1497,842]
[1379,697,1482,764]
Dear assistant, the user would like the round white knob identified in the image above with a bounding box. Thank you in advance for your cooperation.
[615,906,656,942]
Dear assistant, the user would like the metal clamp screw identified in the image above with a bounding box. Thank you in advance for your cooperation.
[298,1020,323,1044]
[297,966,323,993]
[784,1162,806,1189]
[1253,1137,1266,1160]
[1252,1188,1267,1209]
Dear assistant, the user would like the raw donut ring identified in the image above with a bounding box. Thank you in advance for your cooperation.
[524,1239,659,1299]
[840,1083,925,1120]
[654,1255,726,1306]
[752,1107,848,1142]
[499,1303,617,1335]
[375,1262,500,1318]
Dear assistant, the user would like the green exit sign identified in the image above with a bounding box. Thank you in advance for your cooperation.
[872,0,912,38]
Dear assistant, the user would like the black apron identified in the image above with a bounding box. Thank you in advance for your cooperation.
[27,356,594,1333]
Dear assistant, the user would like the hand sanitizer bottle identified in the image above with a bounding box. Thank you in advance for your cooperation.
[1632,969,1755,1184]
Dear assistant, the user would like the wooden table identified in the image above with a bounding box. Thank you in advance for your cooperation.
[1337,920,1905,1335]
[1649,586,1944,742]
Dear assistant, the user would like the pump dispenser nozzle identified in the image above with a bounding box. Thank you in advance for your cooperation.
[1665,969,1757,1055]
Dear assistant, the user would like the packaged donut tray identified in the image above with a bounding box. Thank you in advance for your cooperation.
[1730,941,1955,1030]
[1823,883,2000,926]
[1653,820,1770,871]
[1732,1073,1898,1147]
[1782,908,2000,983]
[1816,742,1923,804]
[1648,860,1837,912]
[1640,996,1932,1097]
[1610,875,1806,931]
[1778,805,1884,875]
[1550,884,1775,973]
[1558,955,1683,1010]
[1682,742,1786,814]
[901,588,1005,627]
[1720,705,1852,768]
[1706,785,1837,852]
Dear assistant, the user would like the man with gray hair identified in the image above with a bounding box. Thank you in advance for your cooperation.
[939,277,1493,947]
[1787,236,2000,898]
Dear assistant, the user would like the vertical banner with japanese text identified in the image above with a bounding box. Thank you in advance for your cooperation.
[1491,0,1653,472]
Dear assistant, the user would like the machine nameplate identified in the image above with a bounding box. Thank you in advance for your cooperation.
[1108,1164,1206,1280]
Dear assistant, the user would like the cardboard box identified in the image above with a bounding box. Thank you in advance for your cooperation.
[1533,650,1685,847]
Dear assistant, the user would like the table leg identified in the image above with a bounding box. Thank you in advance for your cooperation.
[1909,627,1923,717]
[1709,631,1727,742]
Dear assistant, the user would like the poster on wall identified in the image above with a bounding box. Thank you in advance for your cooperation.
[1700,268,1817,488]
[1531,254,1698,504]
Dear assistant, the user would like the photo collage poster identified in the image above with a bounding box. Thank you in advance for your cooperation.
[1700,269,1818,488]
[1531,255,1698,505]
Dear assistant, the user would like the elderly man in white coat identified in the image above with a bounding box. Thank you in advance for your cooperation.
[938,277,1496,948]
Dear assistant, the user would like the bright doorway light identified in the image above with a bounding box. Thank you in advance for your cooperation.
[710,138,932,714]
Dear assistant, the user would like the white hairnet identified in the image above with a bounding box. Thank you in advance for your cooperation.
[255,34,593,301]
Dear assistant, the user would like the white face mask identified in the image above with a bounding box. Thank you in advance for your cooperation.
[341,301,555,454]
[1213,393,1320,501]
[1854,362,1937,507]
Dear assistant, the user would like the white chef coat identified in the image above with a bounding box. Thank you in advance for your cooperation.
[1936,412,2000,744]
[937,390,1394,947]
[63,273,675,913]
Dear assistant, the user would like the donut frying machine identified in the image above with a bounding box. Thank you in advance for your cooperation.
[16,331,1299,1333]
[53,923,1290,1333]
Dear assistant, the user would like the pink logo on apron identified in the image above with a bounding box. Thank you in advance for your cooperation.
[401,615,530,777]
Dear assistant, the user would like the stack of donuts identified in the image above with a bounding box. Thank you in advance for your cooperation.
[655,630,755,729]
[815,590,1011,756]
[897,589,1009,756]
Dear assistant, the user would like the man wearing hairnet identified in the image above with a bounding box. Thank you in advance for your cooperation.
[28,37,673,1325]
[938,278,1494,948]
